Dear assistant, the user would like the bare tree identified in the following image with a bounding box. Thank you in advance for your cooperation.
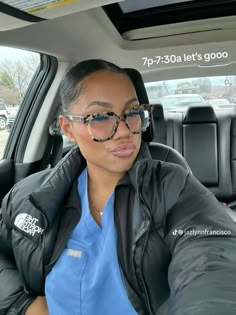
[0,54,40,104]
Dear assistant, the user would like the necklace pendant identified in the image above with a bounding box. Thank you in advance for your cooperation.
[91,203,103,216]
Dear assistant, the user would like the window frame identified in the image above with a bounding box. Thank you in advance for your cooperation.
[3,53,58,161]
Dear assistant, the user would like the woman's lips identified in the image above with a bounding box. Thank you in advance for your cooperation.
[111,143,136,157]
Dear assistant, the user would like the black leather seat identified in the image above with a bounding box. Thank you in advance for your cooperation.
[165,105,236,205]
[182,106,218,185]
[152,104,167,144]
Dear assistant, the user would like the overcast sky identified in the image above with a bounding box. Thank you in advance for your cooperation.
[0,46,37,61]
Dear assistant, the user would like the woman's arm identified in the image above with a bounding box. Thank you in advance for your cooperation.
[165,173,236,315]
[24,297,48,315]
[0,192,39,315]
[0,229,37,315]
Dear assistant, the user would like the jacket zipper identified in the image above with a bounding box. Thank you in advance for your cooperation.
[41,232,46,292]
[45,240,64,273]
[140,222,153,315]
[138,192,153,315]
[44,208,81,276]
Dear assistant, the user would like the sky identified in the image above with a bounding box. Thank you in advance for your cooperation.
[0,46,38,61]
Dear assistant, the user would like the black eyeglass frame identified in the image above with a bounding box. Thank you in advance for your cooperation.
[64,104,153,142]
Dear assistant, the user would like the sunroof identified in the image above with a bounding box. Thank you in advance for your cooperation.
[119,0,195,14]
[104,0,236,36]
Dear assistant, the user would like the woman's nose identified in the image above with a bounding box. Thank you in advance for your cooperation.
[113,119,131,139]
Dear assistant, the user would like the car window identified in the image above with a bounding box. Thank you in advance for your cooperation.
[0,46,40,159]
[161,95,204,107]
[145,75,236,111]
[0,103,6,110]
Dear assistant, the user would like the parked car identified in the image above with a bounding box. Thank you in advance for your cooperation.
[0,99,8,130]
[208,98,234,108]
[160,94,205,110]
[6,110,17,132]
[231,96,236,104]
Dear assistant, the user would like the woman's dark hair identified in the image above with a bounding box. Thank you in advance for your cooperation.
[60,59,128,114]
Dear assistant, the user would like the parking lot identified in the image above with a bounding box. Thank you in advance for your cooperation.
[0,129,9,158]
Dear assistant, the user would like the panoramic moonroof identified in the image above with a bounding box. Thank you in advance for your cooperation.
[104,0,236,36]
[118,0,195,14]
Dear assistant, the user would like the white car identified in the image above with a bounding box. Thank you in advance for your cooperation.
[208,98,232,107]
[160,94,205,109]
[0,99,8,130]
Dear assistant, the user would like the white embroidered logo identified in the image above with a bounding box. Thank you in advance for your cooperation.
[14,213,44,236]
[67,249,83,258]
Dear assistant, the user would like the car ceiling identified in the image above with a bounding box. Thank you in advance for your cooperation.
[0,1,236,77]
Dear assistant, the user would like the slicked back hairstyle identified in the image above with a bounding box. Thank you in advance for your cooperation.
[60,59,129,114]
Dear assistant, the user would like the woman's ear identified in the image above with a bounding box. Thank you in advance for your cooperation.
[59,115,75,142]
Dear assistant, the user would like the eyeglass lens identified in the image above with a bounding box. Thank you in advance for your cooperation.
[88,109,149,140]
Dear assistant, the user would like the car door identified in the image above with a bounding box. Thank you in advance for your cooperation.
[0,49,58,205]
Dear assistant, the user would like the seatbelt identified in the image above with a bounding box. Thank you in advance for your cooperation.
[40,118,62,170]
[39,134,54,170]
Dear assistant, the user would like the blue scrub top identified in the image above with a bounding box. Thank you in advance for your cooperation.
[45,168,137,315]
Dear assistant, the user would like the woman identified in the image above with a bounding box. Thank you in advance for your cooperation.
[1,59,236,315]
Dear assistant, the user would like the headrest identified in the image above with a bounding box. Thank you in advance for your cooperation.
[152,104,164,119]
[124,68,149,104]
[183,106,216,123]
[124,68,153,143]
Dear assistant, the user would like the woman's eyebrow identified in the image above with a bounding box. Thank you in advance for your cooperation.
[86,97,139,109]
[86,101,113,109]
[125,97,139,107]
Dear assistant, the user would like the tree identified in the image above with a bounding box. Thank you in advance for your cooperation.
[0,86,20,105]
[0,70,15,89]
[192,78,212,94]
[0,54,40,103]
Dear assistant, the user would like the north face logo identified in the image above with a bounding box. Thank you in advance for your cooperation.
[14,213,44,236]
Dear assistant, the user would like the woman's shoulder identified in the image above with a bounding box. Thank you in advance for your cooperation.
[149,159,212,212]
[133,156,190,185]
[155,159,190,182]
[1,169,52,219]
[11,168,53,199]
[134,143,191,186]
[4,147,83,205]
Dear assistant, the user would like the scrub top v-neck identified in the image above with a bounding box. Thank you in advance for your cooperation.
[45,168,137,315]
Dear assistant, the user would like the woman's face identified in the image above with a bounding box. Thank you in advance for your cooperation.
[59,70,142,175]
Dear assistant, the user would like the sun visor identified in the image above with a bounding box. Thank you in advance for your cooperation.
[0,12,33,31]
[0,0,125,31]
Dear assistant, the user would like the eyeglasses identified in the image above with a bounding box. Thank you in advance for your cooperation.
[64,105,152,142]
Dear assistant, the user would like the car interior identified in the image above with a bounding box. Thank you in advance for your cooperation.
[1,0,236,311]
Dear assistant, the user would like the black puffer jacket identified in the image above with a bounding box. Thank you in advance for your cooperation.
[1,143,236,315]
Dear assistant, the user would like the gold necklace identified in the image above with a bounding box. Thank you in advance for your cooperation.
[91,204,103,216]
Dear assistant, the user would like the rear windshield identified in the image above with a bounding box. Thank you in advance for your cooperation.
[161,95,203,106]
[145,76,236,110]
